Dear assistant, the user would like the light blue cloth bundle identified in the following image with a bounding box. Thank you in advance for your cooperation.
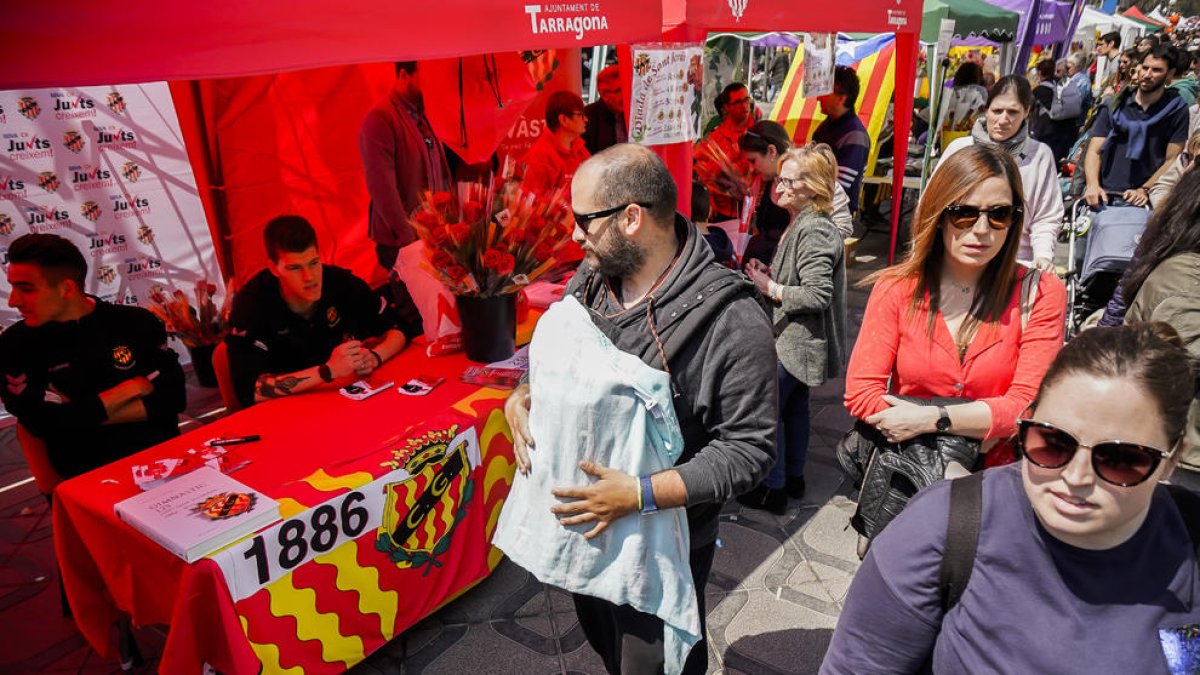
[493,296,700,674]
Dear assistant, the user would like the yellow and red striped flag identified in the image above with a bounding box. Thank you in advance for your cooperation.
[769,34,897,174]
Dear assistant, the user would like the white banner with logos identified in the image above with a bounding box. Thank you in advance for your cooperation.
[0,82,222,332]
[802,33,836,99]
[628,44,704,146]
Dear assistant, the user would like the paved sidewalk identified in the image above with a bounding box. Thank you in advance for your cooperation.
[0,231,889,674]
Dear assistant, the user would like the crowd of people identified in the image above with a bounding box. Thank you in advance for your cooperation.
[8,37,1200,674]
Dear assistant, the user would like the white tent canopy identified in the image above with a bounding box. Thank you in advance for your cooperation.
[1076,5,1146,53]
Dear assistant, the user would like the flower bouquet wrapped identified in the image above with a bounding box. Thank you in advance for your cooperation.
[693,137,753,203]
[145,279,235,348]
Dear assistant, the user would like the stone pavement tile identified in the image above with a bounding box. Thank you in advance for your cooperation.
[418,623,563,675]
[709,518,784,592]
[558,633,607,674]
[718,589,838,674]
[0,632,91,673]
[792,500,861,578]
[809,561,854,606]
[369,622,470,674]
[434,558,546,624]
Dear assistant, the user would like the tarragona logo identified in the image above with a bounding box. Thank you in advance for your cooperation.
[523,3,609,40]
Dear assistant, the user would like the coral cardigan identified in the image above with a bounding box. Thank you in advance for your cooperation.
[844,269,1066,440]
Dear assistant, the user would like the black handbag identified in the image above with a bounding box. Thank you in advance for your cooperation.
[836,397,981,546]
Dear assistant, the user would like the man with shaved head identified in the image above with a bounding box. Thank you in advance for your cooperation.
[503,144,777,674]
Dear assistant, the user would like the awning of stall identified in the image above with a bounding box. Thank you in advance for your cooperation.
[0,0,664,90]
[921,0,1022,43]
[1121,6,1167,32]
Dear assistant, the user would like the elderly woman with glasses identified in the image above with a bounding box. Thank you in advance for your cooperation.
[844,144,1066,470]
[738,144,848,513]
[824,323,1200,674]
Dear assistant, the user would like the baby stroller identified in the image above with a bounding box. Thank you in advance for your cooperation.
[1063,194,1151,338]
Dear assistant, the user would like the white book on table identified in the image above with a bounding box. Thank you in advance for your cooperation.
[114,466,281,562]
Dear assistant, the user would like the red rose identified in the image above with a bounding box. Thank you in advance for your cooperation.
[497,253,516,275]
[534,242,556,261]
[448,222,471,243]
[506,227,528,244]
[428,226,450,247]
[432,192,454,209]
[445,265,469,282]
[461,200,486,223]
[430,249,454,269]
[482,248,515,275]
[414,210,442,228]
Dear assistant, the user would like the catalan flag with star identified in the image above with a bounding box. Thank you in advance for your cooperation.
[769,33,897,175]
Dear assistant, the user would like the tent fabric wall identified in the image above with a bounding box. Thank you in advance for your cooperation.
[0,1,662,90]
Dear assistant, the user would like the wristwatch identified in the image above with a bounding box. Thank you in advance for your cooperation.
[936,406,952,433]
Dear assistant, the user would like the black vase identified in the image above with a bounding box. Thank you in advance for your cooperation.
[456,293,517,363]
[187,343,218,388]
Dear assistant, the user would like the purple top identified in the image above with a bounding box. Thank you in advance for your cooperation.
[822,463,1200,674]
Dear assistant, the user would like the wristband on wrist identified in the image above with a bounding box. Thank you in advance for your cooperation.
[639,474,658,514]
[318,363,333,383]
[636,477,644,512]
[368,348,383,368]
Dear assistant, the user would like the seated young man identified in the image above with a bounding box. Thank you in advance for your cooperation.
[226,215,407,408]
[0,233,187,479]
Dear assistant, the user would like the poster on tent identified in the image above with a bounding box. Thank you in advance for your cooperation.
[801,34,835,98]
[0,82,222,333]
[628,44,704,146]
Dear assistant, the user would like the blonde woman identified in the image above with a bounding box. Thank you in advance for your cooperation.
[739,144,848,513]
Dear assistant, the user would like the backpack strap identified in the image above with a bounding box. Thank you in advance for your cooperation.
[1164,483,1200,562]
[1020,268,1041,333]
[938,471,984,614]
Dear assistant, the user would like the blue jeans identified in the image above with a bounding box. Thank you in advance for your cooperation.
[764,363,810,490]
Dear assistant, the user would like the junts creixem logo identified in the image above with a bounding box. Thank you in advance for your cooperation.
[523,3,609,40]
[63,130,85,153]
[17,96,40,121]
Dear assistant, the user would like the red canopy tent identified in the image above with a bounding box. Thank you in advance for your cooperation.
[658,0,925,263]
[1122,6,1169,28]
[0,1,664,284]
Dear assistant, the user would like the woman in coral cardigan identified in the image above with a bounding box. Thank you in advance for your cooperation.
[844,144,1066,468]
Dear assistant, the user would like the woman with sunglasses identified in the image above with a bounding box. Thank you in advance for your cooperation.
[844,144,1066,469]
[823,323,1200,673]
[738,144,848,513]
[936,75,1063,272]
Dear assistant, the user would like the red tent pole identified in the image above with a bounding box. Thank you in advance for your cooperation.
[889,30,920,265]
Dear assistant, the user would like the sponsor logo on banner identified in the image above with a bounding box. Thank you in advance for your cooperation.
[95,126,137,150]
[96,264,118,285]
[0,213,15,236]
[887,9,908,27]
[70,165,114,191]
[63,130,86,154]
[50,92,97,120]
[17,97,40,121]
[80,200,102,222]
[0,247,8,266]
[136,223,155,245]
[125,255,162,279]
[25,205,71,232]
[111,345,135,370]
[115,291,139,306]
[112,194,150,220]
[88,231,128,257]
[5,133,53,160]
[106,91,127,114]
[0,175,26,200]
[120,161,141,182]
[37,171,60,193]
[727,0,748,21]
[523,3,610,40]
[376,424,479,573]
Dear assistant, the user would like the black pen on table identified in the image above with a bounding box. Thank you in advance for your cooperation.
[206,435,261,447]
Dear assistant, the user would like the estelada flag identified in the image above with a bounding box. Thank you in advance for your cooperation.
[769,34,897,176]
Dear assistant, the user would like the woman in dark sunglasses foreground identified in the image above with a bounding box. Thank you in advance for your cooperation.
[823,323,1200,674]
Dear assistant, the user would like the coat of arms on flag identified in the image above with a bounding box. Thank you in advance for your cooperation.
[375,423,480,575]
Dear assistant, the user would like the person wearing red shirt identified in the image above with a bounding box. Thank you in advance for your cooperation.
[699,83,754,221]
[844,144,1066,466]
[522,91,591,196]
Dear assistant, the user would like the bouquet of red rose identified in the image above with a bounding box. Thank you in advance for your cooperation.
[409,173,577,298]
[693,137,753,203]
[145,279,235,347]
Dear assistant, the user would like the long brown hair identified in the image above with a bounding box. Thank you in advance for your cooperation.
[869,144,1025,344]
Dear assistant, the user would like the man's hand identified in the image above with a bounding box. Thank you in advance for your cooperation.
[865,395,937,443]
[1033,257,1055,273]
[1084,184,1108,207]
[504,383,534,475]
[551,461,640,540]
[327,340,364,379]
[1122,187,1149,207]
[98,376,154,419]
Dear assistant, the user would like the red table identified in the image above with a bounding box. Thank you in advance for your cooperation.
[53,342,519,673]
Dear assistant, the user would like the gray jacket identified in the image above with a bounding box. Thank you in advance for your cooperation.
[770,206,848,387]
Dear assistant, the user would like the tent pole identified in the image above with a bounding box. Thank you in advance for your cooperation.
[890,30,920,265]
[588,46,604,101]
